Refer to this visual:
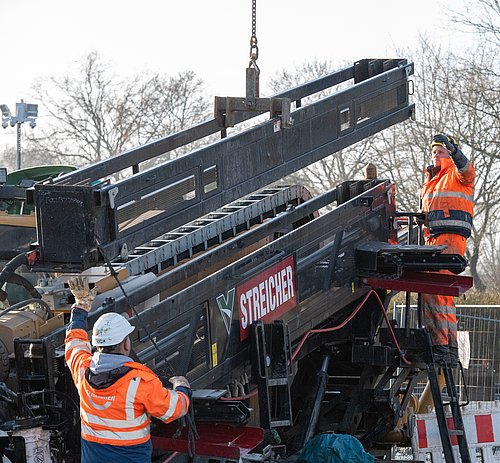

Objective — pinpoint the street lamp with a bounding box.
[1,100,38,170]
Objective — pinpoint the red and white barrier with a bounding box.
[411,402,500,463]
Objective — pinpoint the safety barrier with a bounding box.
[411,401,500,463]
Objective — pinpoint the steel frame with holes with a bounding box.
[29,59,414,270]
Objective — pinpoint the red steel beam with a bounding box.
[152,423,264,459]
[365,271,473,296]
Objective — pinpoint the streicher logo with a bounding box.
[238,255,297,340]
[216,288,235,334]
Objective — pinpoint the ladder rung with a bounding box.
[193,220,216,225]
[109,185,305,276]
[268,378,288,386]
[20,375,46,380]
[448,429,464,436]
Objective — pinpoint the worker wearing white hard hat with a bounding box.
[91,312,135,346]
[64,276,190,463]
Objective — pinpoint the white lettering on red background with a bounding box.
[238,255,297,340]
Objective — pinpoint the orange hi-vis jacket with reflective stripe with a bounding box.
[421,154,475,239]
[65,327,189,446]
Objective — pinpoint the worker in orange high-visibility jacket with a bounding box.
[420,133,475,365]
[65,276,190,463]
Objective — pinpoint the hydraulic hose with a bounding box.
[0,298,52,319]
[0,251,42,304]
[0,250,25,261]
[0,252,30,287]
[291,289,412,365]
[4,273,42,300]
[222,289,413,402]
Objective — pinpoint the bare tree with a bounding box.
[481,231,500,291]
[452,0,500,45]
[268,59,349,104]
[0,144,52,172]
[29,52,210,168]
[368,124,424,211]
[136,70,212,168]
[0,146,16,171]
[139,70,208,139]
[267,59,378,195]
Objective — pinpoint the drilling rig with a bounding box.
[0,46,474,463]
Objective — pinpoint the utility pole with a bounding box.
[1,100,38,170]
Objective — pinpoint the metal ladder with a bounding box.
[110,185,311,276]
[426,351,471,463]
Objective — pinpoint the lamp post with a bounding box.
[1,100,38,170]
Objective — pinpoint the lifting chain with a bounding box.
[249,0,259,69]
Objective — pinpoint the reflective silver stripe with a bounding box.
[158,390,179,421]
[86,392,113,410]
[457,160,471,174]
[177,392,187,415]
[422,305,456,314]
[81,409,149,427]
[423,320,457,330]
[181,394,188,415]
[440,305,456,314]
[77,366,85,384]
[81,423,149,441]
[65,338,91,353]
[428,219,472,230]
[126,377,141,421]
[68,348,86,366]
[424,191,474,202]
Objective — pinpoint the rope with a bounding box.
[95,237,198,458]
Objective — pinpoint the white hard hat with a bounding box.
[92,313,135,347]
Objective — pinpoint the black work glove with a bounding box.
[432,134,458,155]
[159,375,171,388]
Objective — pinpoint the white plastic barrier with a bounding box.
[0,426,53,463]
[411,401,500,463]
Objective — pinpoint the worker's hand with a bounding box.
[432,134,457,155]
[169,375,190,389]
[68,276,97,312]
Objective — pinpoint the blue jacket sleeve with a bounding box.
[66,307,88,332]
[175,385,192,399]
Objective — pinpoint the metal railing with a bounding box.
[394,303,500,400]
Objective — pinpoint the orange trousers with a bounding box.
[422,234,467,347]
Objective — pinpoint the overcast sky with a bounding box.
[1,0,465,148]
